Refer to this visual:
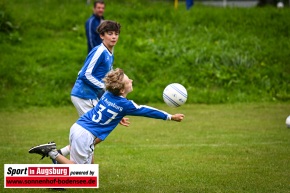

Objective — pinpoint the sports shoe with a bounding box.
[28,142,56,160]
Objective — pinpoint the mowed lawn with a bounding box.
[1,103,290,193]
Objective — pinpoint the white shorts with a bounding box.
[69,123,95,164]
[71,96,98,117]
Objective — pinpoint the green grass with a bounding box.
[1,103,290,192]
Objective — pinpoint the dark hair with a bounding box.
[94,0,105,8]
[103,68,125,96]
[97,20,121,35]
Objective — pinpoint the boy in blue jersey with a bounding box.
[71,20,121,117]
[29,68,185,164]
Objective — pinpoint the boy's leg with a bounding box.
[54,154,75,164]
[52,96,95,164]
[52,145,70,164]
[52,96,98,163]
[29,124,95,164]
[69,123,95,164]
[59,145,70,156]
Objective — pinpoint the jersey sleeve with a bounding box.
[80,52,105,89]
[125,100,171,120]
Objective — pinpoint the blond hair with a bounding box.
[103,68,124,96]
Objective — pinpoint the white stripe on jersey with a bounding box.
[85,44,111,88]
[131,100,140,108]
[131,101,171,120]
[140,105,170,118]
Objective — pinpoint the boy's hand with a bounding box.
[171,114,184,122]
[119,117,130,127]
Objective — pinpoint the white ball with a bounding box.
[286,115,290,128]
[277,2,284,8]
[163,83,187,107]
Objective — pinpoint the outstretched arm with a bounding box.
[126,101,185,122]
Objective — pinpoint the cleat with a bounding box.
[28,142,56,160]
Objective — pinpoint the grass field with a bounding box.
[1,103,290,192]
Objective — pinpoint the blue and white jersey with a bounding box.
[76,92,171,141]
[71,43,114,100]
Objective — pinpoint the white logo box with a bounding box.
[4,164,99,188]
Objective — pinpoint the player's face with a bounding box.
[93,3,105,17]
[101,31,119,51]
[122,74,133,96]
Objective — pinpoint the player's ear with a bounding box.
[119,89,125,95]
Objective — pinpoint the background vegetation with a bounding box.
[0,0,290,108]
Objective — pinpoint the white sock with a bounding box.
[48,150,59,160]
[60,145,70,157]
